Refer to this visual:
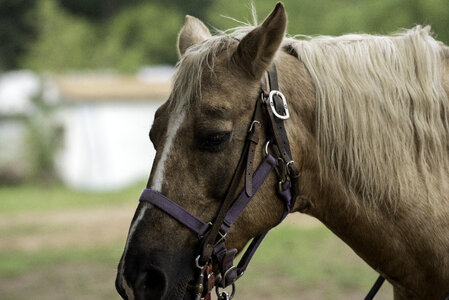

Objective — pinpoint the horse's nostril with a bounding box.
[135,266,167,300]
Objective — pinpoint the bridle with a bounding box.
[139,64,299,299]
[138,64,391,300]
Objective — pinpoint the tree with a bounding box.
[0,0,37,70]
[58,0,215,23]
[98,2,184,70]
[58,0,136,21]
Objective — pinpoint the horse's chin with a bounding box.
[182,291,195,300]
[171,286,194,300]
[164,276,195,300]
[179,279,197,300]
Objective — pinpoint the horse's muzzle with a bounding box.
[116,266,169,300]
[117,248,197,300]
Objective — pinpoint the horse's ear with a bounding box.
[178,15,211,56]
[232,2,287,80]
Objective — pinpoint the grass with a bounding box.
[0,223,69,238]
[0,182,143,213]
[0,242,123,277]
[0,225,374,283]
[239,226,382,295]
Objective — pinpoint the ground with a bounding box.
[0,185,392,299]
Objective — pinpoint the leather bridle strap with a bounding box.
[140,189,210,235]
[364,275,385,300]
[263,64,300,209]
[245,99,264,197]
[364,275,449,300]
[198,98,265,266]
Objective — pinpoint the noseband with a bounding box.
[139,64,299,299]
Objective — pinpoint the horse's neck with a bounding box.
[276,51,449,297]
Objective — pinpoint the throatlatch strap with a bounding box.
[364,275,385,300]
[236,232,268,275]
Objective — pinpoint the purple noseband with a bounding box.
[140,154,288,236]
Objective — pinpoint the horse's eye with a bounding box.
[198,131,231,152]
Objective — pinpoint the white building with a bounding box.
[0,71,41,182]
[54,68,173,190]
[0,67,173,190]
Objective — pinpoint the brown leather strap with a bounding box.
[266,65,293,161]
[264,65,300,207]
[261,72,271,98]
[200,64,300,264]
[199,99,263,264]
[245,103,263,197]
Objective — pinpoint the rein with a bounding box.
[138,65,390,299]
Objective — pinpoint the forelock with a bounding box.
[168,24,256,113]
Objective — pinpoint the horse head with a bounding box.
[115,3,309,299]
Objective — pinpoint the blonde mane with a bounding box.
[286,26,449,205]
[168,36,236,113]
[171,24,449,206]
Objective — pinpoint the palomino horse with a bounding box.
[116,2,449,299]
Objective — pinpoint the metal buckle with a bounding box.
[248,120,260,132]
[264,141,271,157]
[286,160,295,175]
[274,157,288,184]
[214,230,227,247]
[216,283,236,300]
[269,90,290,120]
[195,255,207,270]
[221,265,236,287]
[194,255,207,300]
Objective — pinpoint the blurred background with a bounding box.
[1,0,448,299]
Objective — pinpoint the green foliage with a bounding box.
[58,0,135,21]
[97,3,183,71]
[22,0,97,71]
[0,0,37,70]
[210,0,449,44]
[21,0,183,72]
[154,0,215,21]
[57,0,214,23]
[3,0,449,71]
